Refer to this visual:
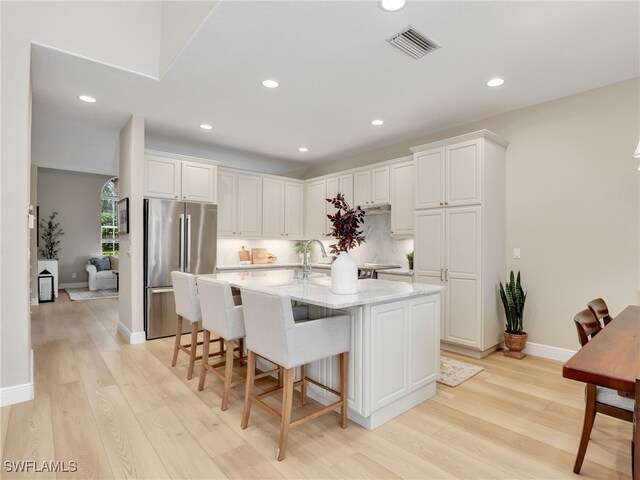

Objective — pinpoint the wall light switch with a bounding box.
[71,273,77,279]
[513,248,521,259]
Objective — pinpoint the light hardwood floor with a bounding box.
[0,295,632,479]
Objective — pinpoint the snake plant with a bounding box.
[499,271,527,335]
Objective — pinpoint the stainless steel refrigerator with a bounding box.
[144,199,217,339]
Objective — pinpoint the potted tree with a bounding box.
[499,270,528,359]
[326,193,365,294]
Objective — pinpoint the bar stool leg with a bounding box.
[198,329,211,391]
[221,339,235,411]
[186,321,199,380]
[171,315,183,367]
[277,368,294,461]
[300,364,307,405]
[340,352,348,428]
[574,384,597,474]
[241,351,256,429]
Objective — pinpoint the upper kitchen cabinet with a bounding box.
[305,179,328,237]
[217,169,262,237]
[144,150,218,203]
[390,158,414,236]
[353,166,389,207]
[412,133,502,209]
[326,173,354,233]
[262,178,304,238]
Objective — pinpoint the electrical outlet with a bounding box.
[71,273,77,279]
[513,248,521,259]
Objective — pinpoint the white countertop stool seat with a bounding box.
[196,276,250,411]
[170,271,223,380]
[239,287,351,461]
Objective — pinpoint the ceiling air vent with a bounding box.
[387,26,440,59]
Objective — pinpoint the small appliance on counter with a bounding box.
[357,263,401,279]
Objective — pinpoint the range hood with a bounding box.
[360,204,390,215]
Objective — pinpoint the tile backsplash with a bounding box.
[217,213,413,269]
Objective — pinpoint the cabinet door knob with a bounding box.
[174,195,178,199]
[439,202,443,206]
[445,202,449,206]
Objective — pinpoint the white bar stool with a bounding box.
[170,271,222,380]
[196,276,246,411]
[239,287,351,461]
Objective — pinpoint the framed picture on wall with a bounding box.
[117,197,129,234]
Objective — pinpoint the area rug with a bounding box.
[65,288,118,301]
[438,356,484,387]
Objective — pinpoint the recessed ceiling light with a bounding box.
[380,0,406,12]
[298,147,308,152]
[486,78,505,87]
[200,124,213,130]
[78,95,96,103]
[371,119,384,126]
[262,79,279,89]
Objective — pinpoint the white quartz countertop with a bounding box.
[202,269,444,309]
[217,263,302,271]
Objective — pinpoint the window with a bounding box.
[101,178,119,255]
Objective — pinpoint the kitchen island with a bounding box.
[204,269,445,430]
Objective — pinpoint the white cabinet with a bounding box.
[181,161,217,203]
[415,208,481,348]
[414,139,481,209]
[353,166,389,207]
[305,179,329,237]
[390,160,414,236]
[412,130,507,357]
[217,170,262,237]
[262,178,285,237]
[370,296,439,412]
[262,178,304,238]
[284,182,304,237]
[145,151,217,203]
[326,173,354,233]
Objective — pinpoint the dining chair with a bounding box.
[587,298,613,327]
[572,310,635,474]
[573,309,602,347]
[170,271,222,380]
[240,287,351,461]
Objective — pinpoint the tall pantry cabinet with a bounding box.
[412,130,508,358]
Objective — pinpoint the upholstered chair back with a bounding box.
[171,271,201,324]
[197,277,245,341]
[240,288,296,366]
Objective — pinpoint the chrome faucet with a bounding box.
[302,239,327,280]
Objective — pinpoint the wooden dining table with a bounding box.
[563,305,639,478]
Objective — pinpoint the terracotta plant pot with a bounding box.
[503,331,528,359]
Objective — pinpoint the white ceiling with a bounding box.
[31,1,640,176]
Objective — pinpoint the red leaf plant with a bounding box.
[326,193,366,255]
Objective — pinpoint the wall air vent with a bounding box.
[387,26,440,59]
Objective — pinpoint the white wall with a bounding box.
[1,1,164,395]
[118,116,146,339]
[37,168,111,284]
[299,79,640,351]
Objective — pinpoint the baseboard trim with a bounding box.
[0,350,35,407]
[59,282,89,289]
[117,322,146,344]
[31,296,39,306]
[523,341,576,362]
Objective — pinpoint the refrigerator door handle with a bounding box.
[186,214,192,273]
[179,214,185,271]
[150,287,174,294]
